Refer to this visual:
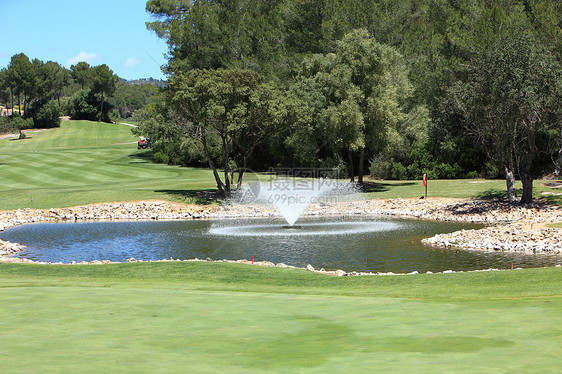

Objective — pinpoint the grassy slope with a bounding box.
[1,121,562,372]
[0,121,215,210]
[2,120,562,210]
[0,263,561,373]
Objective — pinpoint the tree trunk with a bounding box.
[358,148,365,184]
[222,137,231,196]
[18,94,21,116]
[237,167,245,189]
[348,150,355,182]
[520,169,533,204]
[505,167,517,203]
[99,92,104,122]
[10,87,13,113]
[201,132,225,196]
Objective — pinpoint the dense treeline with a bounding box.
[0,54,163,132]
[138,0,562,202]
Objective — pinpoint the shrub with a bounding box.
[70,90,113,122]
[10,115,34,130]
[391,162,408,180]
[369,154,393,179]
[31,100,61,128]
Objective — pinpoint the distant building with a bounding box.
[0,106,16,116]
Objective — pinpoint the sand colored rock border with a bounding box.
[1,197,562,264]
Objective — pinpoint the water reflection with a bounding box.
[1,216,559,272]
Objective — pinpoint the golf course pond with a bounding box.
[1,216,559,273]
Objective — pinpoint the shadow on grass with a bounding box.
[127,150,153,164]
[538,194,562,206]
[361,181,416,193]
[155,189,221,205]
[475,188,509,199]
[443,186,558,215]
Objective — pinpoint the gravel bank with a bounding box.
[1,197,562,262]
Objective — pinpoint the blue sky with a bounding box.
[0,0,168,80]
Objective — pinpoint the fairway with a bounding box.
[2,121,562,372]
[0,121,215,210]
[2,120,562,209]
[0,263,561,373]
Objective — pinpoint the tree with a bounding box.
[90,64,118,121]
[166,68,287,196]
[111,81,161,118]
[0,68,10,109]
[41,61,70,106]
[293,29,424,183]
[70,62,92,89]
[146,0,295,80]
[5,53,35,116]
[452,30,562,204]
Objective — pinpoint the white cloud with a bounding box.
[66,51,101,67]
[122,57,140,69]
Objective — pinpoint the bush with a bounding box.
[430,162,463,179]
[10,115,34,130]
[70,90,113,122]
[30,100,61,128]
[369,154,393,179]
[70,90,99,121]
[152,150,170,164]
[0,115,33,134]
[391,162,408,180]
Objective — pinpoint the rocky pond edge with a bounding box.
[1,198,562,274]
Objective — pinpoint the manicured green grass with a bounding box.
[0,121,215,210]
[364,178,562,204]
[0,263,561,373]
[2,122,562,372]
[2,120,561,209]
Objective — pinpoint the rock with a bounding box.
[306,264,315,271]
[335,269,346,277]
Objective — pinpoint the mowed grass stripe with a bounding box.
[0,122,136,152]
[2,163,90,188]
[2,147,180,189]
[0,265,560,372]
[0,121,217,209]
[3,160,151,188]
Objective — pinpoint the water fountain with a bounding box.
[209,176,407,239]
[3,174,556,272]
[233,177,360,226]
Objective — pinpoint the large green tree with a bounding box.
[146,0,296,80]
[166,68,289,196]
[452,30,562,204]
[292,29,426,182]
[5,53,35,116]
[90,64,118,121]
[70,62,93,89]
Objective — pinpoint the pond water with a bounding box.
[1,216,559,273]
